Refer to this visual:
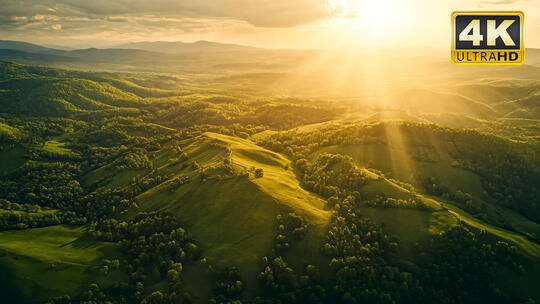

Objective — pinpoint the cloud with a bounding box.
[31,14,46,21]
[0,0,332,48]
[10,16,27,22]
[326,0,360,19]
[0,0,329,28]
[106,16,129,22]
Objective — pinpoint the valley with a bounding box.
[0,41,538,303]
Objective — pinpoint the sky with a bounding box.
[0,0,539,49]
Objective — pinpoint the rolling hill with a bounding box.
[0,226,116,303]
[0,53,539,303]
[389,88,497,119]
[81,131,330,288]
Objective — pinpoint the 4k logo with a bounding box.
[452,11,524,65]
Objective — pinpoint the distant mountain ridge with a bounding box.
[0,40,266,68]
[0,49,80,64]
[2,40,540,60]
[0,40,261,57]
[115,40,261,54]
[0,40,56,53]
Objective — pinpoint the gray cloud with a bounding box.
[0,0,333,48]
[106,16,129,23]
[0,0,329,29]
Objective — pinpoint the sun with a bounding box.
[326,0,402,44]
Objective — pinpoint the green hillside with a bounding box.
[0,226,115,302]
[0,74,142,115]
[123,132,330,284]
[391,88,497,119]
[0,58,538,303]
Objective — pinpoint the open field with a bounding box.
[0,225,114,302]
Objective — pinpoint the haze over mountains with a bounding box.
[116,40,262,53]
[0,40,261,58]
[1,39,539,127]
[1,40,539,76]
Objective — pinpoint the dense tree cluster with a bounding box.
[362,195,430,210]
[210,267,244,304]
[254,168,264,178]
[115,148,153,170]
[257,213,316,304]
[0,199,84,230]
[77,212,201,303]
[414,226,518,303]
[299,153,369,201]
[273,213,308,254]
[447,131,540,221]
[254,195,525,304]
[255,196,422,304]
[200,162,247,181]
[244,104,343,130]
[322,196,420,304]
[0,161,83,209]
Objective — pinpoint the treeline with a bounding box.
[0,161,83,209]
[363,195,429,210]
[415,226,521,303]
[48,212,201,304]
[242,104,343,130]
[250,195,524,304]
[295,153,428,210]
[0,199,84,230]
[261,121,540,221]
[299,153,369,201]
[115,148,152,170]
[256,213,315,303]
[254,197,419,304]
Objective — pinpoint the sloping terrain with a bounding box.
[303,123,540,255]
[0,226,115,303]
[390,88,497,119]
[0,62,145,115]
[0,51,538,303]
[82,132,330,285]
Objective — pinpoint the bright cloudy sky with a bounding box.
[1,0,539,49]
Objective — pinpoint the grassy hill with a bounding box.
[261,120,540,300]
[389,88,497,119]
[83,132,331,288]
[308,139,540,254]
[0,226,115,303]
[0,61,191,116]
[287,121,540,248]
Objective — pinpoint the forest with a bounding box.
[0,43,539,304]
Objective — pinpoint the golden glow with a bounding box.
[2,0,539,50]
[327,0,405,44]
